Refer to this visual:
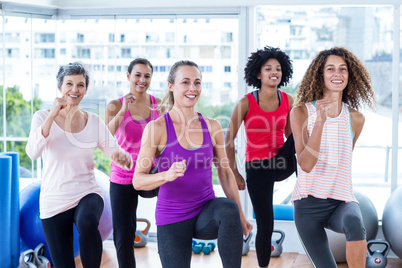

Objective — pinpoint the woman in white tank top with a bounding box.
[290,47,375,268]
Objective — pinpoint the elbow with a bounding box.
[297,160,313,173]
[132,174,147,190]
[25,147,37,160]
[132,178,142,190]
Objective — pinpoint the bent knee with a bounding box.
[343,214,366,241]
[218,198,240,217]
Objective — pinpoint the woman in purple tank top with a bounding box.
[105,58,160,268]
[133,60,252,268]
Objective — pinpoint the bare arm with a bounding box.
[224,97,249,190]
[349,108,365,149]
[209,117,253,236]
[290,100,329,173]
[105,93,135,136]
[132,118,186,190]
[284,93,294,138]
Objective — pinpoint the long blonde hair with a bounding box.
[158,60,201,114]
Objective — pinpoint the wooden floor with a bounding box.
[75,240,402,268]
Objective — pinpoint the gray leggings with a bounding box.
[157,198,243,268]
[294,196,366,268]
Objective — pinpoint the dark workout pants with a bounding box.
[41,193,104,268]
[156,197,243,268]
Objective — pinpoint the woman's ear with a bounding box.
[126,71,130,81]
[257,73,261,79]
[168,82,174,92]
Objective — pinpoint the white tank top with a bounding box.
[291,102,357,203]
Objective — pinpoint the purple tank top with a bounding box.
[155,112,216,226]
[110,94,160,184]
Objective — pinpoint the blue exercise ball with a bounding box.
[382,186,402,259]
[19,181,80,264]
[19,169,113,264]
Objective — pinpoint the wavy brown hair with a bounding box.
[295,47,375,110]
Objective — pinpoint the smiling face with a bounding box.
[169,65,202,108]
[323,55,349,93]
[59,74,87,105]
[127,63,153,93]
[257,58,282,89]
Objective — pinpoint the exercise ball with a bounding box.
[382,186,402,259]
[94,169,113,241]
[19,181,80,263]
[19,169,113,263]
[327,190,378,263]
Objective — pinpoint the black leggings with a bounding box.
[110,182,139,268]
[246,163,275,267]
[294,196,366,268]
[41,193,104,268]
[245,135,297,267]
[157,198,243,268]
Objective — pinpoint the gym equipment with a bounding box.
[254,204,294,221]
[0,155,12,268]
[193,242,206,254]
[328,190,379,263]
[242,231,253,256]
[273,204,294,221]
[94,169,113,241]
[382,186,402,259]
[19,169,113,263]
[19,181,77,263]
[271,229,285,257]
[2,152,21,267]
[18,249,37,268]
[366,239,390,268]
[192,239,197,248]
[33,243,51,268]
[202,242,216,255]
[134,218,151,248]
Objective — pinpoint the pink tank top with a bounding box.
[110,95,160,184]
[291,102,357,203]
[244,90,289,161]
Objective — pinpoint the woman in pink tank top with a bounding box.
[105,58,160,268]
[291,47,376,268]
[225,46,295,268]
[133,60,252,268]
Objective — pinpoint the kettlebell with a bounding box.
[366,239,390,268]
[242,231,253,256]
[193,242,206,254]
[271,229,285,257]
[134,218,151,248]
[202,242,216,255]
[18,249,37,268]
[33,243,51,268]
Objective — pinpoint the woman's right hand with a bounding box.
[165,160,186,182]
[233,170,246,190]
[49,97,68,118]
[121,92,136,114]
[315,97,331,124]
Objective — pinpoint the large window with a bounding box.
[0,12,239,232]
[1,3,401,231]
[256,5,400,218]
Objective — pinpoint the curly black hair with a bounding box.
[244,46,293,89]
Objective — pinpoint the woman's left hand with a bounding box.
[111,151,133,170]
[241,217,253,237]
